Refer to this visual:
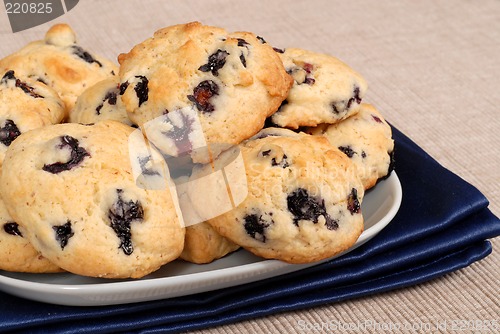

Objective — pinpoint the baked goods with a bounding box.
[0,21,395,278]
[0,23,118,115]
[0,70,65,273]
[0,121,184,278]
[0,194,62,273]
[118,21,293,163]
[180,222,240,264]
[269,47,367,129]
[307,103,394,189]
[69,77,133,126]
[173,175,240,264]
[0,70,65,166]
[187,129,365,264]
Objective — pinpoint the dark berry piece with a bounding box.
[71,46,103,67]
[187,80,219,113]
[3,222,22,237]
[198,49,230,76]
[371,114,383,123]
[42,135,90,174]
[243,214,272,242]
[287,188,338,230]
[256,36,267,44]
[304,77,316,85]
[338,145,356,158]
[261,149,271,157]
[361,151,367,159]
[273,47,285,53]
[271,154,289,168]
[331,103,341,114]
[108,189,144,255]
[0,120,21,147]
[119,81,129,95]
[288,64,315,85]
[1,70,43,98]
[15,79,43,98]
[347,188,361,215]
[303,63,313,74]
[161,111,195,154]
[1,70,16,83]
[96,104,104,115]
[345,86,362,110]
[105,91,118,106]
[96,90,118,115]
[331,86,362,114]
[134,76,149,107]
[52,221,74,250]
[237,38,249,47]
[239,53,247,68]
[325,216,339,231]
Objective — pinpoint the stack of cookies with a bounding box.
[0,22,394,279]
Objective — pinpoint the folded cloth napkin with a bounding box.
[0,127,499,334]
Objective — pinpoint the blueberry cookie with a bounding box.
[118,21,293,163]
[175,176,239,264]
[69,77,133,126]
[0,121,184,278]
[307,104,394,189]
[187,129,364,264]
[0,24,118,114]
[0,194,62,273]
[269,48,368,129]
[0,70,65,166]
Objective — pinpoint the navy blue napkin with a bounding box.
[1,127,499,334]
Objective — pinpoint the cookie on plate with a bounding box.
[0,24,118,114]
[0,121,184,278]
[0,70,65,166]
[69,77,133,126]
[180,222,240,264]
[0,194,62,273]
[118,21,293,163]
[307,103,394,190]
[175,176,239,264]
[187,128,364,264]
[269,47,368,129]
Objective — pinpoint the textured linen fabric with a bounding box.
[0,0,498,333]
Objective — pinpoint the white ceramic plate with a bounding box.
[0,172,402,306]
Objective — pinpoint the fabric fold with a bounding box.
[0,126,499,334]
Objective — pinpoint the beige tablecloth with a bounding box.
[1,0,498,332]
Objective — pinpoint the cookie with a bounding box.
[117,21,293,163]
[0,24,118,114]
[0,70,65,167]
[180,222,240,264]
[269,47,368,129]
[0,121,184,278]
[69,77,133,126]
[187,129,364,264]
[0,194,62,273]
[175,176,239,264]
[307,103,394,190]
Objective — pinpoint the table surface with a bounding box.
[1,0,498,332]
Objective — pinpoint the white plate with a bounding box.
[0,172,402,306]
